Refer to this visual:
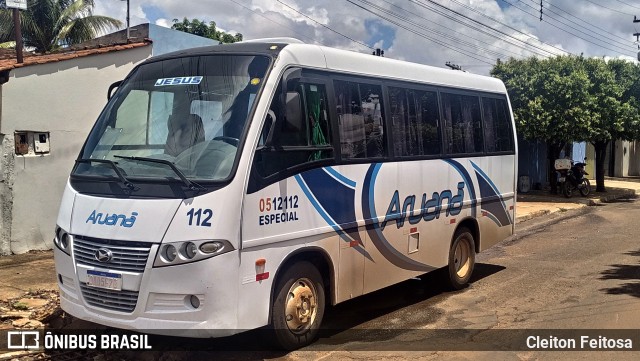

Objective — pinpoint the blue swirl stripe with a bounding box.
[325,166,356,189]
[443,159,477,218]
[470,161,513,226]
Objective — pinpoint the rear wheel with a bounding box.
[579,179,591,196]
[562,182,572,198]
[271,261,325,350]
[443,227,476,290]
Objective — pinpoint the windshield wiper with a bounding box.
[76,158,139,191]
[113,155,205,191]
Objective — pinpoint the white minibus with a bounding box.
[53,38,517,349]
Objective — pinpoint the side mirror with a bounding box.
[107,80,123,100]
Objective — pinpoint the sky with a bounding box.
[93,0,640,75]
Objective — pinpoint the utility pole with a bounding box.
[6,1,26,63]
[126,0,130,41]
[120,0,130,41]
[634,16,640,61]
[12,7,23,63]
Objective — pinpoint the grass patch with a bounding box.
[12,301,29,310]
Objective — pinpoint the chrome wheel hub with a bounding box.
[284,278,317,333]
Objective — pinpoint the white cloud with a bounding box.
[155,18,171,28]
[91,0,639,74]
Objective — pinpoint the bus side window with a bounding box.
[442,93,483,155]
[254,82,333,179]
[482,97,514,153]
[389,86,440,157]
[334,80,386,159]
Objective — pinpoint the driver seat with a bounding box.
[164,114,205,157]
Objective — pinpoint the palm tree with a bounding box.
[0,0,122,53]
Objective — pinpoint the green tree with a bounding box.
[171,17,242,44]
[492,56,592,193]
[492,56,640,193]
[582,58,640,191]
[0,0,122,53]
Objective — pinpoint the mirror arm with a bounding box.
[107,80,123,100]
[265,123,276,147]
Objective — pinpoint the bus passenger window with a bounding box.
[482,97,514,153]
[441,93,483,155]
[389,86,440,157]
[334,80,386,159]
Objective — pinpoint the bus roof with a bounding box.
[148,39,506,94]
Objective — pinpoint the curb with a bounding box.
[517,188,638,223]
[598,189,636,203]
[515,209,550,223]
[585,189,637,206]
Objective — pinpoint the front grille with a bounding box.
[73,236,152,272]
[80,283,139,313]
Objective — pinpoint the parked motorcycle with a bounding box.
[554,158,591,198]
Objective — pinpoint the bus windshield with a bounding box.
[74,54,270,182]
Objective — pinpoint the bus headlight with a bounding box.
[181,242,197,259]
[54,226,71,256]
[162,244,177,262]
[154,240,233,267]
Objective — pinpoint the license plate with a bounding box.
[86,270,122,291]
[558,177,565,182]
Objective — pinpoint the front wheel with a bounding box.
[579,179,591,197]
[443,227,476,290]
[562,182,573,198]
[271,261,325,350]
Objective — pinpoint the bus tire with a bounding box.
[271,261,325,350]
[444,227,475,290]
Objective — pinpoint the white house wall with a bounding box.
[629,141,640,176]
[0,46,152,254]
[614,140,631,178]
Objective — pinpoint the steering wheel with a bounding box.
[213,136,240,146]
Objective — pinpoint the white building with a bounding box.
[0,24,216,254]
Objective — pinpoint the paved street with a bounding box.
[280,196,640,360]
[2,190,640,360]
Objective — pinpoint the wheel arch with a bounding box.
[268,247,335,320]
[456,217,480,253]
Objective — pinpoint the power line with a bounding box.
[356,0,519,60]
[441,0,569,56]
[378,0,533,58]
[343,0,496,65]
[615,0,640,11]
[521,0,635,54]
[539,0,633,46]
[413,0,568,56]
[225,0,321,45]
[582,0,634,16]
[380,0,566,56]
[501,0,636,56]
[276,0,374,50]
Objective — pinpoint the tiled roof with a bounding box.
[0,40,152,72]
